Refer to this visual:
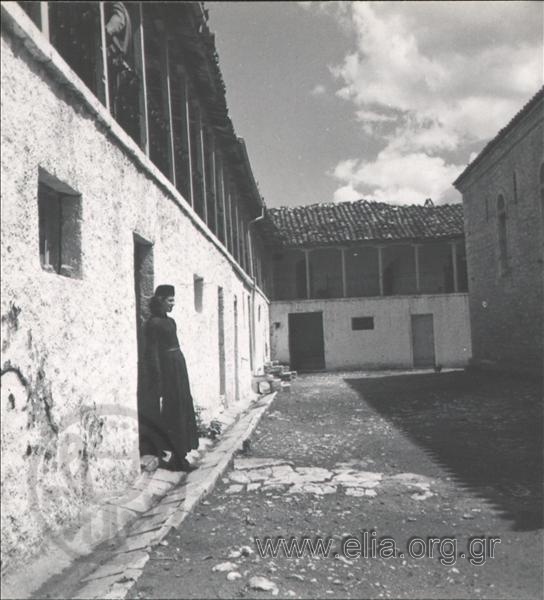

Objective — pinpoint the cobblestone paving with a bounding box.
[129,370,543,600]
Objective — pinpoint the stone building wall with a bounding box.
[0,15,269,570]
[456,93,543,374]
[270,294,471,370]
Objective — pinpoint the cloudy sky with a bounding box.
[208,1,543,208]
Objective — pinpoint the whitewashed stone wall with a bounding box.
[1,15,269,571]
[271,294,471,370]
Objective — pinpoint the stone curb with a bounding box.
[1,392,277,600]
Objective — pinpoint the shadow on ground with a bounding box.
[344,370,543,532]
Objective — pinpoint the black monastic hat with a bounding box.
[154,284,175,297]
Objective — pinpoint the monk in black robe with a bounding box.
[143,284,199,472]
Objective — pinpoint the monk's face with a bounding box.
[161,296,175,313]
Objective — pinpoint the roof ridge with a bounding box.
[454,86,544,187]
[268,198,462,212]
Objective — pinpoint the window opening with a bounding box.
[352,317,374,331]
[194,275,204,312]
[38,173,82,278]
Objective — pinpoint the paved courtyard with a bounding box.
[129,370,543,599]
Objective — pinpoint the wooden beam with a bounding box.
[304,249,311,299]
[40,2,50,40]
[211,140,218,236]
[377,246,384,296]
[224,181,232,253]
[180,71,193,206]
[98,2,111,112]
[228,184,235,256]
[199,113,208,225]
[234,200,240,263]
[219,157,228,246]
[161,33,176,186]
[341,247,347,297]
[451,242,459,292]
[134,3,149,156]
[242,216,248,272]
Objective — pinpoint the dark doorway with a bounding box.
[247,294,253,372]
[234,296,240,402]
[218,287,226,405]
[411,314,435,367]
[134,234,154,456]
[288,312,325,371]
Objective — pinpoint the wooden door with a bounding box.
[288,312,325,371]
[411,314,435,367]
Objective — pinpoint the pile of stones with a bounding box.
[253,361,297,395]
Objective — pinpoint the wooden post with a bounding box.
[199,114,208,225]
[134,3,149,156]
[239,212,245,270]
[304,249,311,299]
[234,201,240,263]
[98,2,111,112]
[414,244,421,292]
[179,71,193,206]
[451,242,459,292]
[218,155,228,245]
[226,182,234,254]
[378,246,384,296]
[161,33,176,186]
[341,247,347,297]
[229,188,235,257]
[40,2,50,40]
[211,140,218,236]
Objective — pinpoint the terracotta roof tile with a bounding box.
[261,200,464,247]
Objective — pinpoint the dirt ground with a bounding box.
[129,369,543,600]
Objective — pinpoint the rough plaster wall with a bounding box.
[1,32,269,570]
[270,295,471,370]
[253,294,271,374]
[461,111,543,372]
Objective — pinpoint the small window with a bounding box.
[193,275,204,312]
[38,172,82,278]
[352,317,374,331]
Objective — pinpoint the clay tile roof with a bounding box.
[261,200,464,248]
[454,86,544,188]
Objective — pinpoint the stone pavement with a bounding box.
[225,457,437,500]
[126,369,542,600]
[2,392,276,600]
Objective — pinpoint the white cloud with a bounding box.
[333,150,463,205]
[316,1,543,205]
[311,84,326,96]
[355,110,397,123]
[333,158,358,181]
[333,184,361,203]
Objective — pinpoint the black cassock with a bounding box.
[142,314,199,461]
